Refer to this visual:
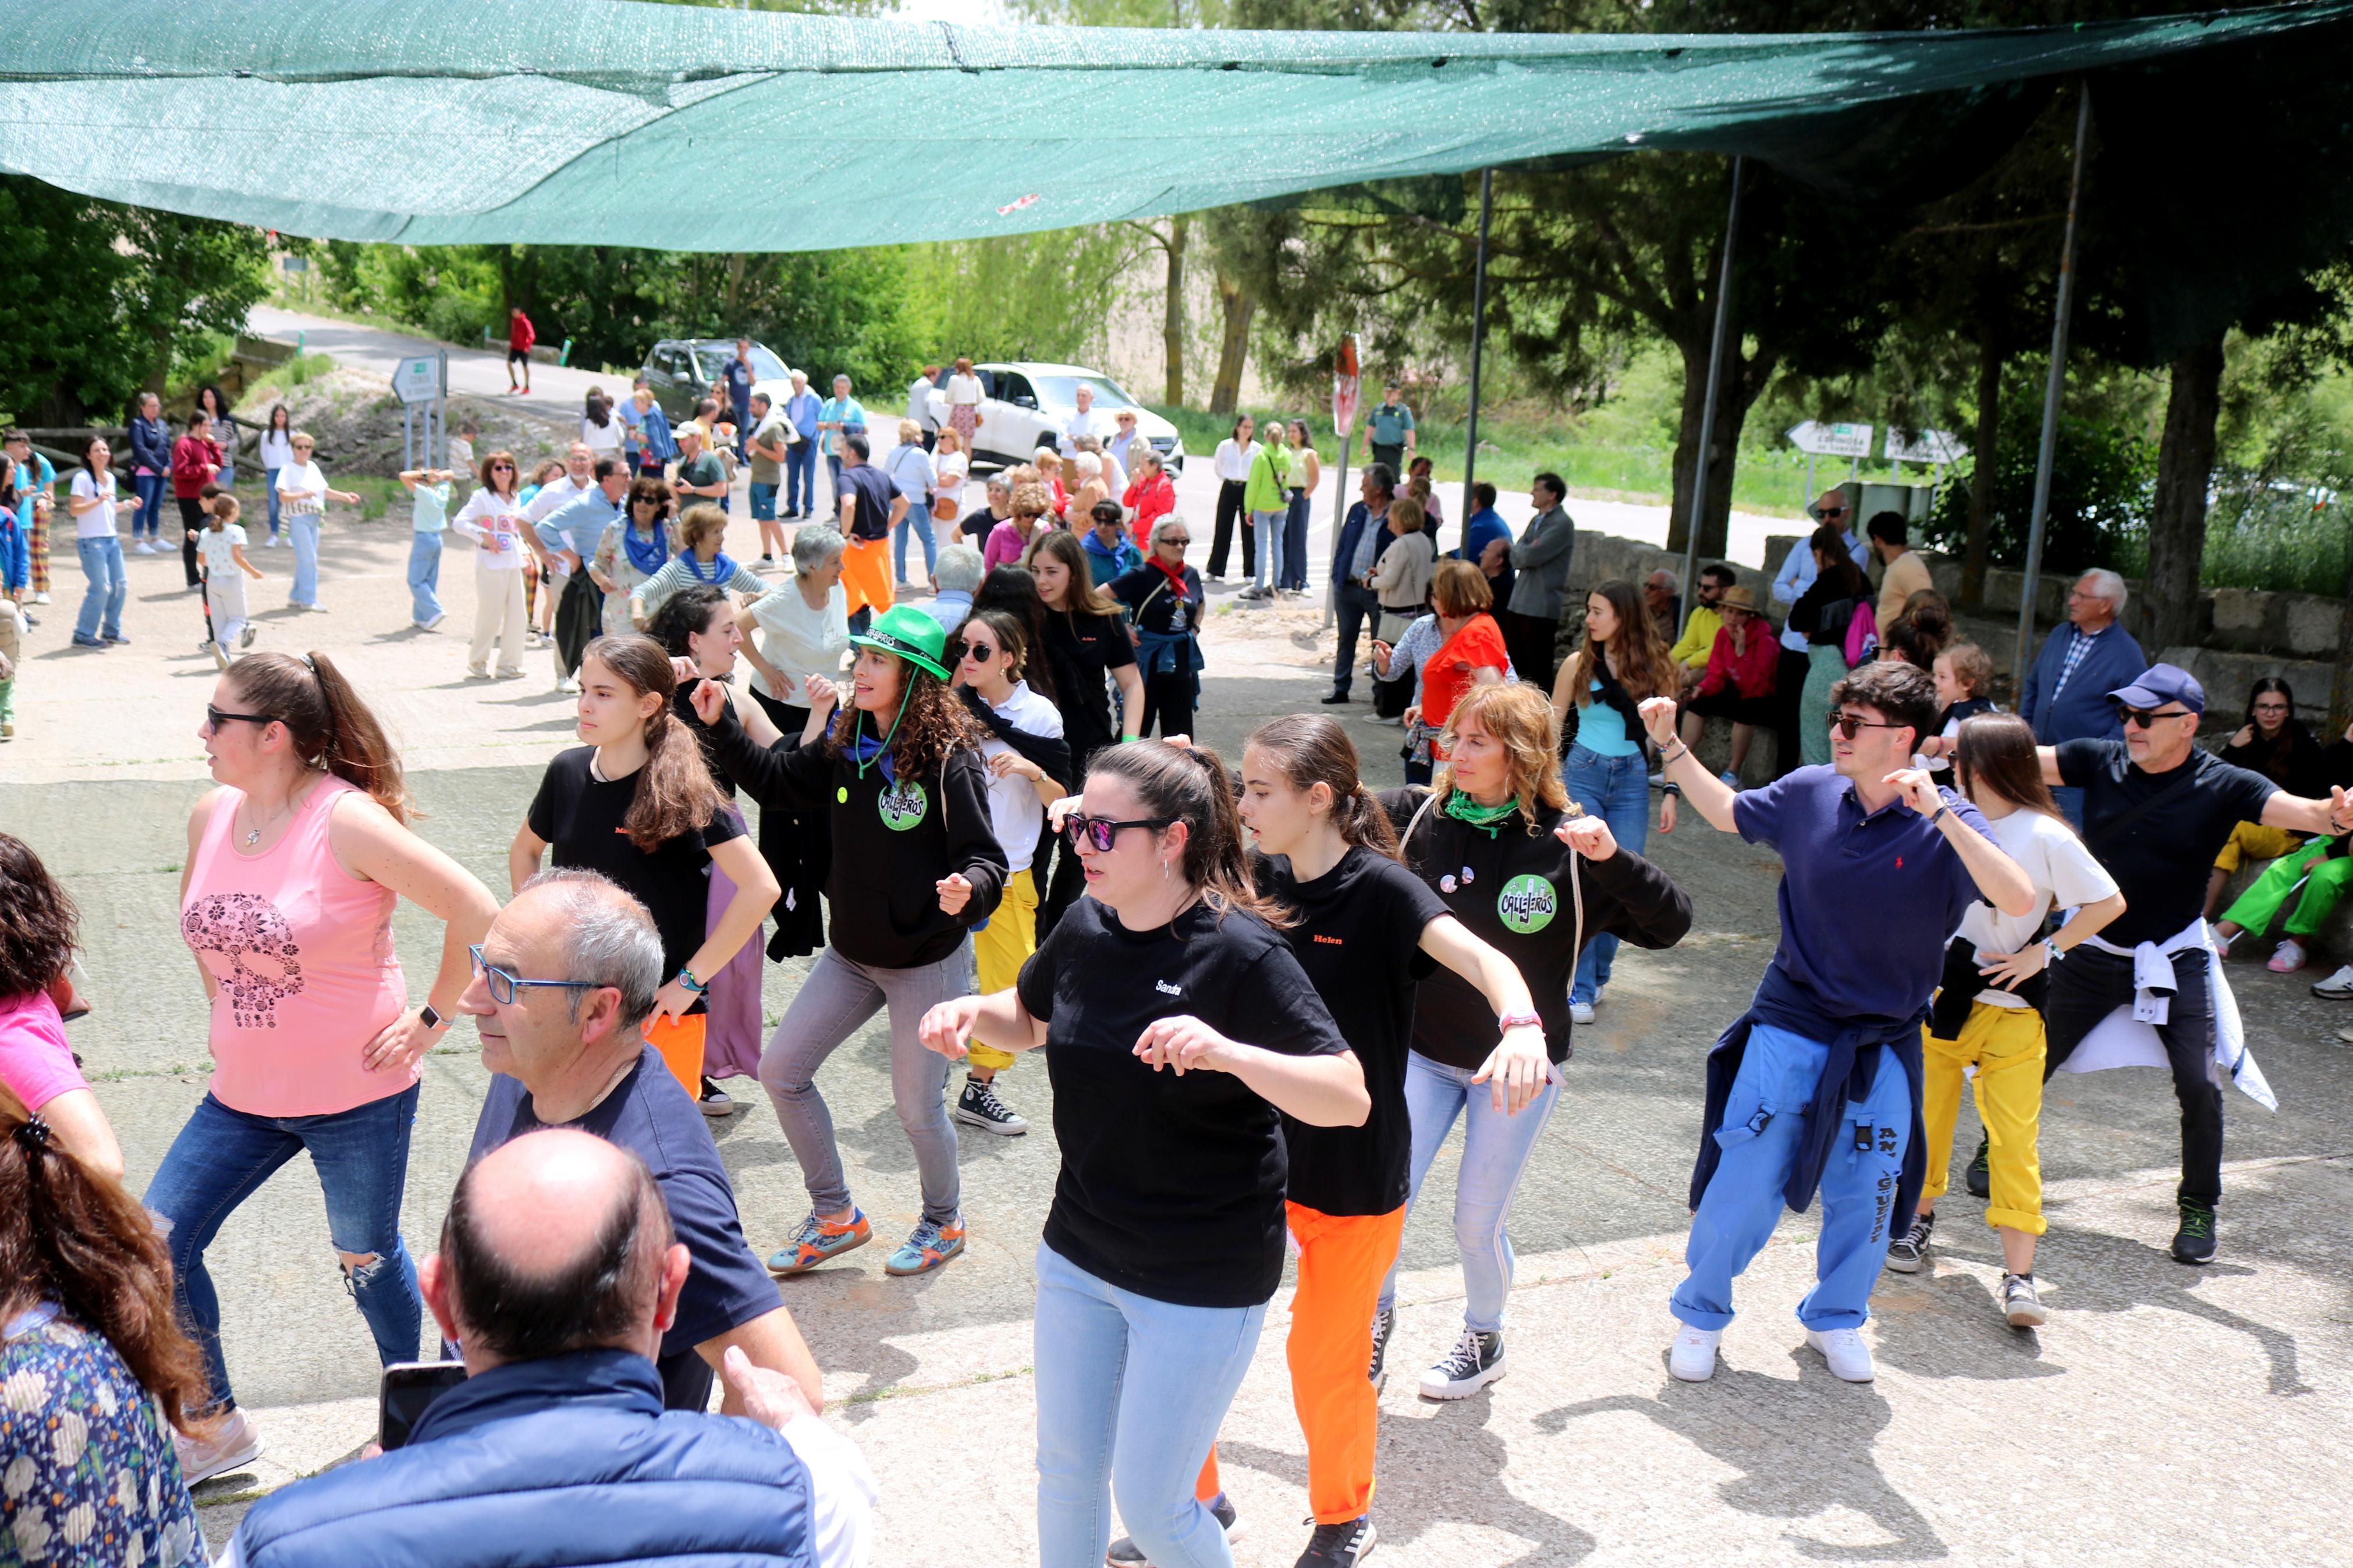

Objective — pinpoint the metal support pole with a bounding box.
[1461,167,1495,542]
[1323,424,1353,634]
[2014,84,2093,696]
[1678,157,1744,618]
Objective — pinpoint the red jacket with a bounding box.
[508,311,535,353]
[171,433,222,500]
[1697,622,1777,699]
[1124,473,1176,546]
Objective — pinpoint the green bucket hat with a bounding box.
[849,603,953,681]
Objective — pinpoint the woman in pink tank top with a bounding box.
[145,652,498,1484]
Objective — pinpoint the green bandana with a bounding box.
[1442,790,1520,837]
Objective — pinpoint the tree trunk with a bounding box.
[1662,331,1760,561]
[724,252,747,317]
[1162,215,1188,408]
[2145,332,2226,652]
[1961,312,2004,610]
[1208,265,1253,417]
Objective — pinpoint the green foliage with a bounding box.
[238,353,338,404]
[914,228,1146,368]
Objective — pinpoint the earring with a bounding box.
[1162,857,1173,882]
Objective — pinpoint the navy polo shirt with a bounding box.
[1733,764,1989,1026]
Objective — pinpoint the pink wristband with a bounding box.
[1498,1012,1543,1033]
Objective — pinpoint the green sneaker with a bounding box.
[1965,1136,1990,1199]
[884,1214,967,1277]
[2171,1202,2217,1265]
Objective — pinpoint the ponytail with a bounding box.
[0,1107,215,1436]
[1244,714,1400,861]
[1086,739,1291,929]
[581,635,723,851]
[225,652,413,823]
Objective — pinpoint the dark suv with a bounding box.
[640,339,795,421]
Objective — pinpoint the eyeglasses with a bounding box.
[1064,813,1178,852]
[205,703,274,730]
[1826,712,1906,740]
[950,640,1000,663]
[469,945,598,1007]
[2120,706,2192,728]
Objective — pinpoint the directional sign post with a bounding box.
[1786,420,1873,503]
[393,351,448,472]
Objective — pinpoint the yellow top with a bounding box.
[1670,604,1723,670]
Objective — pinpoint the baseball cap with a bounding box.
[2108,662,2204,714]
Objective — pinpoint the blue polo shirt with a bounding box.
[818,396,866,457]
[1733,764,1988,1025]
[534,488,622,560]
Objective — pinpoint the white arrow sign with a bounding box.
[1786,420,1873,458]
[392,356,441,406]
[1884,428,1967,465]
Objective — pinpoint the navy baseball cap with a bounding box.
[2109,663,2205,714]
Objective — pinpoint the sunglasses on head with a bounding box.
[1826,711,1905,740]
[2120,706,2192,728]
[1063,813,1177,852]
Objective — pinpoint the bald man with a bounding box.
[459,868,821,1417]
[223,1129,875,1568]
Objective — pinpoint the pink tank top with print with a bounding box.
[181,776,413,1117]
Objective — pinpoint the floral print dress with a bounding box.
[2,1303,204,1567]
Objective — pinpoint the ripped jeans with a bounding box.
[145,1084,423,1412]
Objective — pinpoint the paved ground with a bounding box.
[10,374,2353,1564]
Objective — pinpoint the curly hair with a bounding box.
[1436,682,1572,834]
[826,658,988,777]
[0,834,78,998]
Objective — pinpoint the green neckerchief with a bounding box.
[1442,789,1520,837]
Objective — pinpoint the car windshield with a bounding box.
[1031,374,1141,411]
[693,345,790,382]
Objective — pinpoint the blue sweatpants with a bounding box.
[1671,1023,1911,1334]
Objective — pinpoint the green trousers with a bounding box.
[2221,843,2353,938]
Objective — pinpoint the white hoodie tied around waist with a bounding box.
[2058,916,2276,1111]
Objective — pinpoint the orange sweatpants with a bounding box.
[1194,1201,1407,1523]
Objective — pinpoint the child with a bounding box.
[0,590,21,738]
[399,465,455,631]
[1918,640,1996,765]
[448,420,478,488]
[195,493,264,669]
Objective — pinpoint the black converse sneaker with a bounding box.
[1106,1493,1240,1564]
[956,1075,1028,1136]
[2000,1272,2047,1327]
[1418,1328,1506,1400]
[1368,1306,1396,1388]
[1883,1209,1935,1274]
[1296,1514,1378,1568]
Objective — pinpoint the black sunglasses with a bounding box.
[1160,536,1191,547]
[2120,706,2192,728]
[469,945,598,1007]
[950,639,1001,663]
[1064,813,1178,853]
[205,703,274,730]
[1826,712,1906,741]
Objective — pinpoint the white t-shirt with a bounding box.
[935,450,970,493]
[1060,406,1116,454]
[69,470,118,539]
[257,429,296,470]
[581,417,624,458]
[275,461,328,515]
[1957,806,2120,1009]
[976,681,1064,873]
[452,489,528,570]
[197,523,247,576]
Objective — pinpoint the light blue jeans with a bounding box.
[1377,1050,1563,1333]
[288,514,321,605]
[1670,1023,1912,1333]
[264,469,283,536]
[1250,508,1286,592]
[74,535,127,641]
[1034,1242,1264,1568]
[1561,742,1651,1006]
[893,504,936,583]
[408,531,443,624]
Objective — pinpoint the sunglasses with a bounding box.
[1064,813,1177,852]
[491,463,516,472]
[950,639,1001,663]
[205,703,274,730]
[469,945,597,1007]
[2120,706,2193,728]
[1160,536,1191,547]
[1826,712,1906,740]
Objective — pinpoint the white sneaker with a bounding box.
[174,1406,264,1487]
[30,592,48,605]
[2267,939,2308,974]
[555,675,579,694]
[134,540,157,554]
[1668,1324,1722,1382]
[264,535,281,548]
[1570,1000,1596,1026]
[2309,964,2353,1000]
[1805,1326,1875,1382]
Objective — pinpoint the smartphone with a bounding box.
[378,1361,469,1451]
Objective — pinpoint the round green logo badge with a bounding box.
[1496,873,1557,935]
[877,779,928,832]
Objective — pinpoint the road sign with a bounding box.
[1884,427,1967,465]
[393,355,441,405]
[1786,420,1873,458]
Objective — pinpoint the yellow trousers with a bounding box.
[1921,1000,2047,1234]
[968,867,1037,1072]
[2213,820,2303,874]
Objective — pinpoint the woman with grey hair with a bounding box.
[741,527,850,957]
[1108,515,1204,738]
[959,474,1012,547]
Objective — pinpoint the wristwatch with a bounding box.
[418,1003,443,1030]
[676,968,708,995]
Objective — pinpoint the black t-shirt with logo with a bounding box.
[1253,847,1446,1217]
[1040,608,1138,760]
[2057,738,2281,945]
[1016,897,1348,1307]
[527,747,744,1007]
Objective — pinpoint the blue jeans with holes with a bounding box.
[1033,1242,1263,1568]
[1561,743,1651,1007]
[1376,1050,1563,1334]
[1670,1024,1911,1333]
[144,1084,423,1412]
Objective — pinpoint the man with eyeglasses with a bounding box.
[2018,568,2148,829]
[458,867,824,1416]
[1768,491,1870,779]
[2033,663,2353,1264]
[1639,659,2036,1385]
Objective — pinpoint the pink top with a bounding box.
[182,776,413,1117]
[0,990,85,1114]
[983,518,1042,572]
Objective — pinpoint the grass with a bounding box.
[237,351,339,404]
[2110,490,2353,598]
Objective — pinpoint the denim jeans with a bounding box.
[218,458,236,489]
[893,504,937,583]
[1376,1050,1563,1333]
[1330,581,1383,698]
[785,443,818,515]
[749,481,779,522]
[1034,1242,1264,1568]
[288,515,321,605]
[74,535,127,641]
[264,469,283,536]
[825,453,844,509]
[407,531,443,624]
[1670,1024,1911,1332]
[1282,489,1311,591]
[133,471,166,538]
[1561,743,1651,1006]
[144,1084,424,1411]
[1250,508,1286,592]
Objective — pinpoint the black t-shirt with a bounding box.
[467,1048,780,1411]
[1253,847,1445,1217]
[2058,739,2279,944]
[1016,898,1348,1308]
[527,748,744,1004]
[839,465,894,541]
[1040,608,1138,759]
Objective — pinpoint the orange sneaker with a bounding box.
[883,1214,966,1276]
[767,1208,871,1275]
